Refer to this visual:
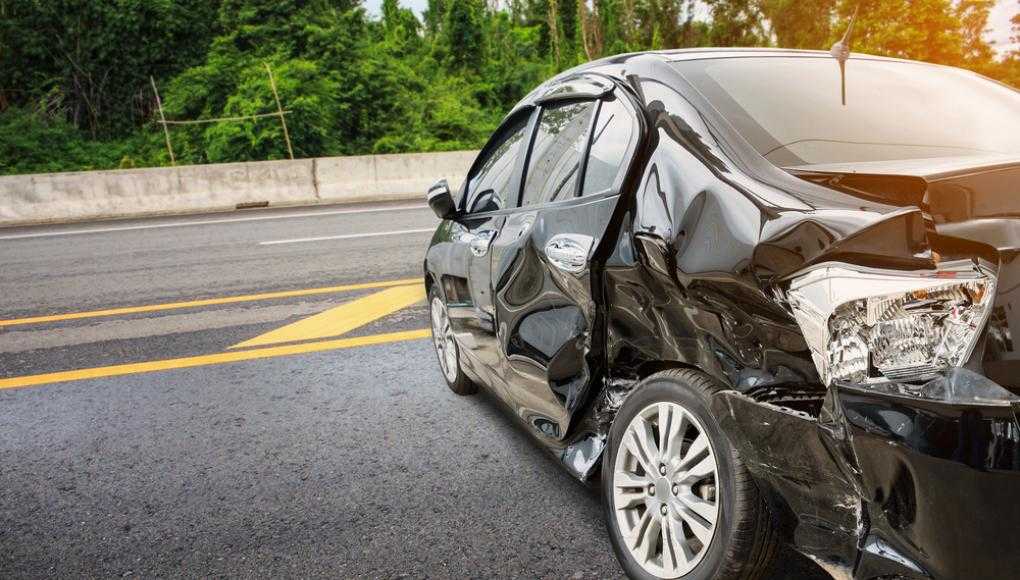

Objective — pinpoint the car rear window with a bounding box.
[672,57,1020,167]
[583,96,637,195]
[521,101,596,206]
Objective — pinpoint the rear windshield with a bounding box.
[672,56,1020,167]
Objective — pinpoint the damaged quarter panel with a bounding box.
[601,60,887,578]
[597,54,1020,578]
[423,49,1020,580]
[835,164,1020,580]
[837,376,1020,580]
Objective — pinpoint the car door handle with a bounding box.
[466,229,497,257]
[544,234,594,274]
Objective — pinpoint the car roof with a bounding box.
[508,47,944,123]
[655,47,909,62]
[592,47,924,68]
[661,47,830,60]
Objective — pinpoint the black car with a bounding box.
[422,48,1020,580]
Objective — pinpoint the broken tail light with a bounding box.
[786,260,995,387]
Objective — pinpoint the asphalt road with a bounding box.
[0,202,826,578]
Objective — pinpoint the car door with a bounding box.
[489,78,643,442]
[442,109,534,389]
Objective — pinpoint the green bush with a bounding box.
[0,0,1015,176]
[0,108,171,175]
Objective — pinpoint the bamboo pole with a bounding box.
[264,63,294,160]
[161,111,291,126]
[547,0,561,68]
[150,76,176,166]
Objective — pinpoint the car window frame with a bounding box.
[458,74,645,218]
[512,76,643,212]
[517,99,600,208]
[459,105,538,216]
[580,92,642,198]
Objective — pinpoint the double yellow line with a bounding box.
[0,330,429,391]
[0,278,430,391]
[0,278,421,327]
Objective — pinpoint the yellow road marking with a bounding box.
[231,284,426,349]
[0,329,431,391]
[0,278,421,328]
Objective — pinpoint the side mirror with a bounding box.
[427,179,458,220]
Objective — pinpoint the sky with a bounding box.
[989,0,1019,54]
[365,0,428,16]
[364,0,1018,55]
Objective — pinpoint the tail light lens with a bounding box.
[786,261,995,386]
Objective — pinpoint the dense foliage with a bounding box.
[1,0,1018,174]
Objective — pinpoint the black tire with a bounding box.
[427,289,478,396]
[602,368,778,580]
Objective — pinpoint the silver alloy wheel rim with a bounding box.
[430,297,459,383]
[613,402,721,578]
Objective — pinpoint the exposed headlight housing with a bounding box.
[787,260,995,386]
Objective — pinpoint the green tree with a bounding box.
[762,0,836,49]
[704,0,769,46]
[832,0,970,66]
[439,0,485,71]
[1,0,1015,176]
[0,0,220,137]
[160,0,380,162]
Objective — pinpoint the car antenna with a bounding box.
[829,5,858,106]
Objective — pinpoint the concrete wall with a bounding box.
[0,150,478,226]
[316,150,476,204]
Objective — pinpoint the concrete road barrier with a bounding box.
[316,151,477,204]
[0,150,478,226]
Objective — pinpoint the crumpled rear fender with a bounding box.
[589,92,1020,577]
[709,374,1020,580]
[568,68,1020,577]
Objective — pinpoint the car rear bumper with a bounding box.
[840,382,1020,579]
[712,371,1020,579]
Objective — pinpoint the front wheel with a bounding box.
[428,291,477,396]
[602,369,777,580]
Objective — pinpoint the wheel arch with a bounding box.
[574,360,730,482]
[595,359,726,434]
[584,362,798,535]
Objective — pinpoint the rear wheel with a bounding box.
[428,291,477,396]
[603,369,777,580]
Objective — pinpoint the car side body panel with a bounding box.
[489,194,619,443]
[424,49,1020,579]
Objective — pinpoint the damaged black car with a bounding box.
[422,48,1020,580]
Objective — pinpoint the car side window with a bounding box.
[464,115,530,213]
[520,100,596,207]
[582,96,637,196]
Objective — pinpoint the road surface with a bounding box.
[0,202,826,578]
